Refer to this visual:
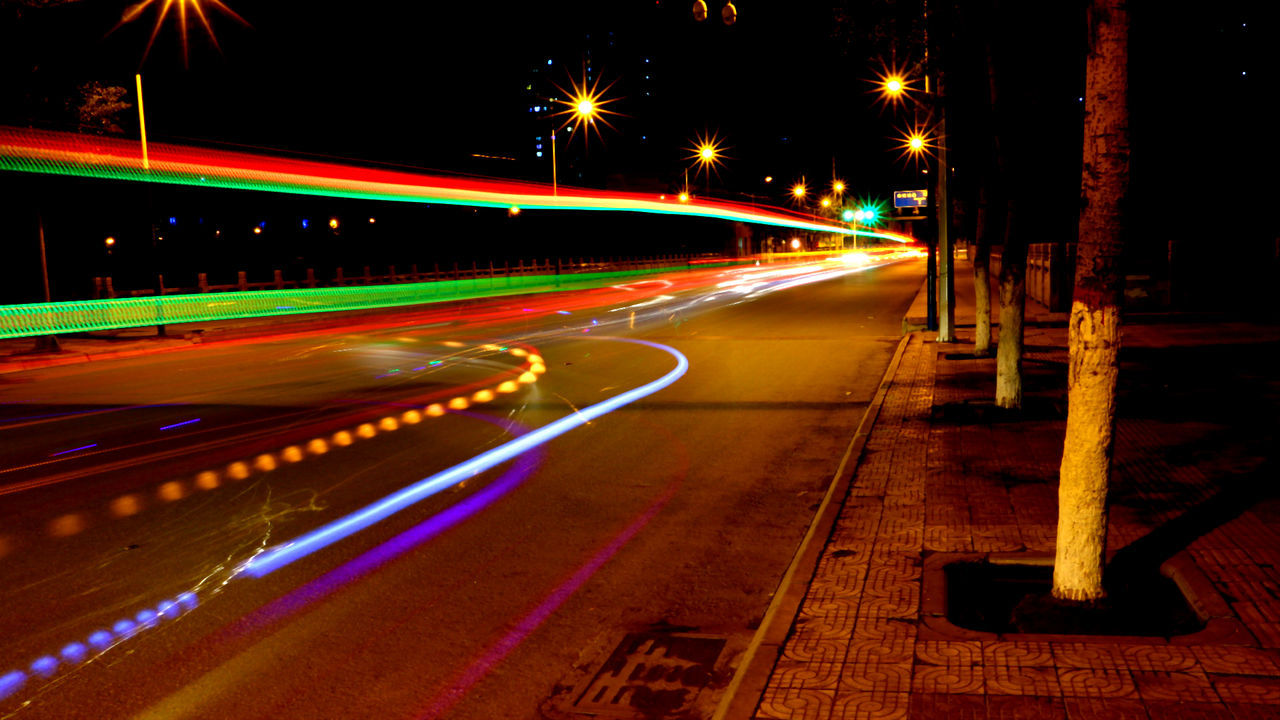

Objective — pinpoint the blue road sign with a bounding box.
[894,190,928,208]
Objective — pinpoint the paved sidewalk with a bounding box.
[752,277,1280,718]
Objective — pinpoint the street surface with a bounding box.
[0,254,923,719]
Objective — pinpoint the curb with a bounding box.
[902,279,929,334]
[0,340,201,374]
[713,331,915,720]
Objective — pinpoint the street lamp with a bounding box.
[880,66,951,337]
[550,73,620,197]
[873,67,914,110]
[686,131,727,197]
[895,125,935,167]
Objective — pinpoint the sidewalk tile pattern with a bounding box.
[757,330,1280,719]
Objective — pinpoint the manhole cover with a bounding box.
[572,632,725,718]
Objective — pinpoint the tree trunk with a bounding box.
[985,13,1026,408]
[1052,0,1130,603]
[995,195,1026,408]
[973,32,1002,358]
[972,185,994,356]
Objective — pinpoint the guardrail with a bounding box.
[90,255,713,299]
[2,256,757,340]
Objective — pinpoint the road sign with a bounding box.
[894,190,928,208]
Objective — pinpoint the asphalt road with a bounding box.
[0,255,924,719]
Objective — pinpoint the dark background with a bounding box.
[0,1,1273,305]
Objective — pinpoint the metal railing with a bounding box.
[3,255,753,340]
[92,255,716,299]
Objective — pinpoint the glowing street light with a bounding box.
[894,125,937,167]
[328,217,339,229]
[685,131,728,195]
[110,0,250,66]
[549,73,621,196]
[832,180,846,196]
[791,183,807,200]
[872,64,914,110]
[551,74,620,148]
[820,196,832,209]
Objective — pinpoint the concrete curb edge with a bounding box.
[712,331,916,720]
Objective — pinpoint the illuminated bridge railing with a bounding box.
[0,261,749,340]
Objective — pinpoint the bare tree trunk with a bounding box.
[984,15,1026,408]
[995,195,1026,408]
[973,32,1002,358]
[1052,0,1130,603]
[972,185,994,356]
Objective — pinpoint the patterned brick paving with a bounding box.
[756,315,1280,719]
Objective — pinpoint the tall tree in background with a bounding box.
[989,12,1027,409]
[1053,0,1130,602]
[969,31,1001,357]
[70,81,131,135]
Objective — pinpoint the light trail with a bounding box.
[0,126,913,241]
[239,337,688,577]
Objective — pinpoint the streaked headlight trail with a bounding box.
[239,336,689,577]
[0,126,911,241]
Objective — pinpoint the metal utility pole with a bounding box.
[936,85,956,343]
[926,212,938,332]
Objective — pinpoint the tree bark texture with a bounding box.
[995,195,1026,409]
[1052,0,1130,603]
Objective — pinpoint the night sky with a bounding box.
[0,0,1274,304]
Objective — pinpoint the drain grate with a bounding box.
[572,632,725,718]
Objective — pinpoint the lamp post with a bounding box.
[790,180,809,249]
[550,74,618,197]
[842,208,858,251]
[551,98,598,197]
[884,72,946,334]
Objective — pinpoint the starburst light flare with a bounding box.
[684,131,728,180]
[894,124,938,167]
[112,0,249,66]
[870,60,918,110]
[550,74,622,149]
